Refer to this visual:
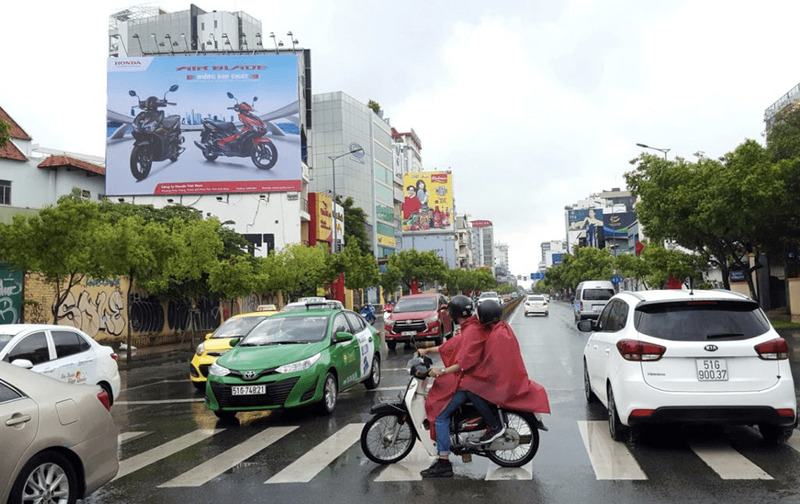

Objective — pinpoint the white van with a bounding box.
[572,280,616,322]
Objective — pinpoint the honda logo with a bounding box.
[704,344,718,352]
[243,370,256,380]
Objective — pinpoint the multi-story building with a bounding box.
[494,242,509,276]
[764,81,800,132]
[309,92,396,259]
[540,240,567,268]
[470,220,494,272]
[454,215,474,269]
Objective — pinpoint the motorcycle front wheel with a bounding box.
[485,410,540,467]
[252,141,278,169]
[130,146,152,181]
[361,412,416,464]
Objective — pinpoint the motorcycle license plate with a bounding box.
[696,358,728,381]
[231,385,266,396]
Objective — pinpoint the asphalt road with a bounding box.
[85,301,800,504]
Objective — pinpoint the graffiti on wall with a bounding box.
[57,288,126,337]
[0,265,23,325]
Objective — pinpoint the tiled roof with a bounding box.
[38,155,105,176]
[0,106,29,161]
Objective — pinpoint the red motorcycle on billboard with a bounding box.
[194,92,278,170]
[128,84,184,181]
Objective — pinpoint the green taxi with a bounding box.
[205,305,381,420]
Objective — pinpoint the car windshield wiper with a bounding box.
[705,332,744,339]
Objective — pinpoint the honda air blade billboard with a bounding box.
[106,54,301,196]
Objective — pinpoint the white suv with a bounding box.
[580,289,797,443]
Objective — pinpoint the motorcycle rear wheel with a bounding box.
[361,412,416,464]
[130,146,152,181]
[252,142,278,169]
[485,410,540,467]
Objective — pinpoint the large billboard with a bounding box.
[401,171,454,233]
[106,54,301,196]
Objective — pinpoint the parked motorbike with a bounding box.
[360,303,376,324]
[360,354,542,467]
[128,84,184,181]
[194,92,278,170]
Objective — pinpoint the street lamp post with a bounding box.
[636,143,670,160]
[328,145,364,253]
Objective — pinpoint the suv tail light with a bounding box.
[97,390,112,411]
[617,339,666,361]
[754,338,789,360]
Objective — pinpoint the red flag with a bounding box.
[635,241,644,256]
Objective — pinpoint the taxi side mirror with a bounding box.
[229,338,241,347]
[204,332,213,340]
[335,331,354,343]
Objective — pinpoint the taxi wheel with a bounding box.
[364,356,381,390]
[317,372,338,415]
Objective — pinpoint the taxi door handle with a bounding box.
[6,413,32,426]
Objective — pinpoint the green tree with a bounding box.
[625,143,789,300]
[340,196,372,255]
[443,268,496,296]
[0,192,110,322]
[329,240,379,291]
[208,255,260,317]
[261,243,329,301]
[381,249,447,293]
[0,119,10,148]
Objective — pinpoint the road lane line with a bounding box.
[266,423,364,484]
[114,428,224,480]
[689,441,773,480]
[374,442,431,481]
[787,435,800,453]
[114,398,205,405]
[118,431,150,444]
[578,421,647,480]
[160,426,298,487]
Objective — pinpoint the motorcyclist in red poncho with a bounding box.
[419,297,550,478]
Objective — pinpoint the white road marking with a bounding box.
[787,434,800,453]
[118,431,150,444]
[689,441,773,480]
[160,426,298,487]
[114,429,224,480]
[578,421,647,480]
[265,423,364,484]
[485,462,533,480]
[374,442,433,481]
[114,398,205,405]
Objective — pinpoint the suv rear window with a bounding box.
[634,300,771,341]
[584,289,615,301]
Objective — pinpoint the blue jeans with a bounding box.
[434,390,500,456]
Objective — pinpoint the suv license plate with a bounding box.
[401,331,416,336]
[232,385,266,395]
[696,358,728,381]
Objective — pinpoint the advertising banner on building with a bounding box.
[315,193,334,243]
[401,171,454,233]
[106,54,301,196]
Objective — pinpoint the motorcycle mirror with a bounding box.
[227,92,235,99]
[129,90,137,97]
[253,97,258,103]
[169,84,179,92]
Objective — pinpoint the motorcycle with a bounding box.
[359,303,376,324]
[360,354,542,467]
[128,84,184,181]
[194,92,278,170]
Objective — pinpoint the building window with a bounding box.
[0,180,10,205]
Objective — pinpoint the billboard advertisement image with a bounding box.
[402,171,453,233]
[106,54,301,196]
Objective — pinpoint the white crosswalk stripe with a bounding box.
[265,423,364,484]
[160,426,298,488]
[374,442,431,481]
[118,431,150,444]
[578,421,647,480]
[114,429,224,480]
[689,441,773,480]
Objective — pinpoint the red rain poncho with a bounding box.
[424,318,550,440]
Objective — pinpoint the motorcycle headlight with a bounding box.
[423,313,438,324]
[195,342,205,356]
[276,353,321,374]
[209,361,231,377]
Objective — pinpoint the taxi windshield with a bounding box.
[241,315,330,346]
[212,316,268,339]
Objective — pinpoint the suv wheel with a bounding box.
[607,385,628,442]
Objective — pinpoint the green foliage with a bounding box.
[260,243,329,301]
[340,197,372,256]
[367,100,381,115]
[766,103,800,162]
[0,119,10,148]
[329,241,379,291]
[443,268,496,295]
[381,249,447,293]
[208,255,259,312]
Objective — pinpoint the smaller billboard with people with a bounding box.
[402,171,454,233]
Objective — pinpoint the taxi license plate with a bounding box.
[401,331,416,336]
[231,385,266,396]
[696,358,728,381]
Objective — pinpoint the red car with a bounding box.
[383,293,453,350]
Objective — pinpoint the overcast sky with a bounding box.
[2,1,799,276]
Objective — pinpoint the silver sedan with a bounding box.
[0,362,119,503]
